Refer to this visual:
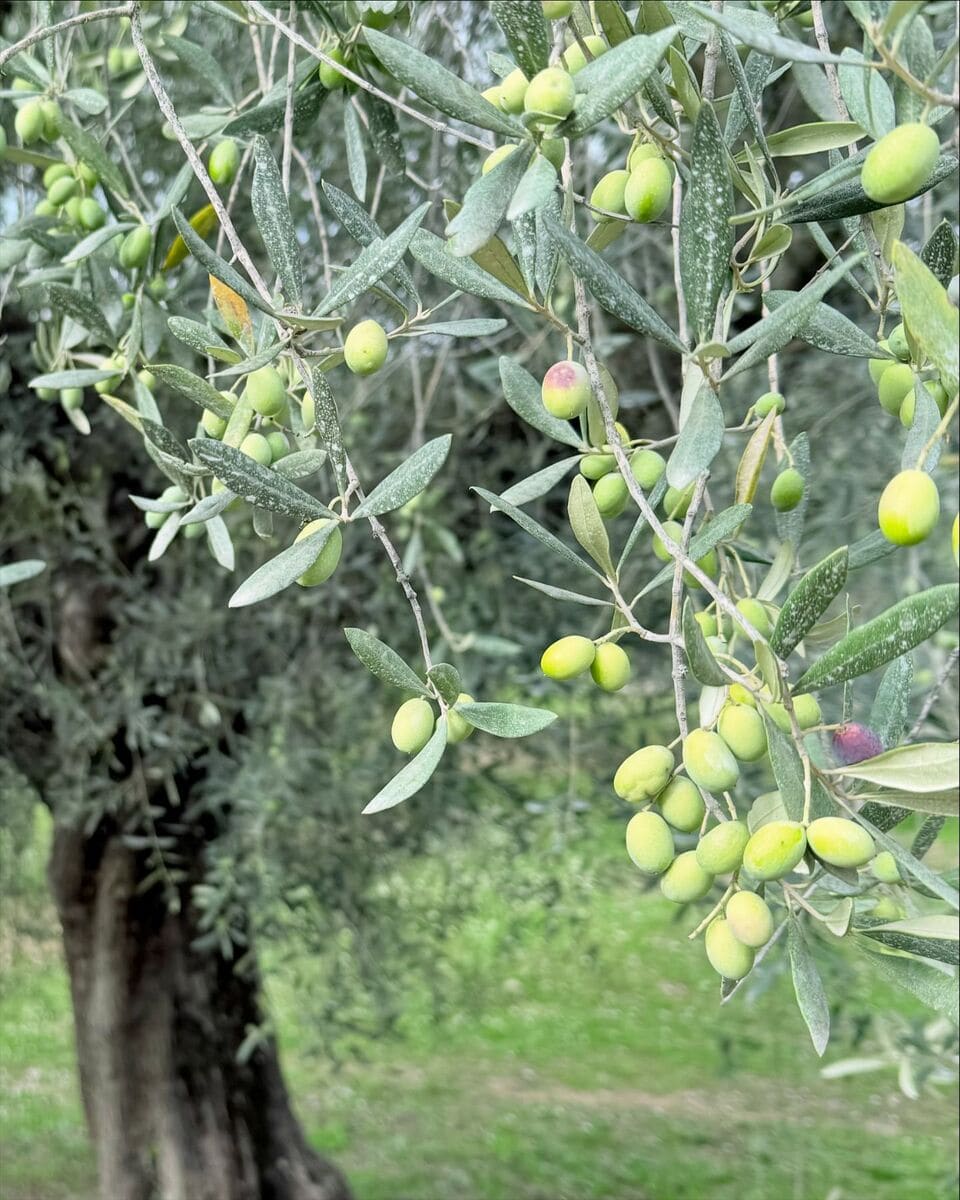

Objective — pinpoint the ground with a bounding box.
[2,813,957,1200]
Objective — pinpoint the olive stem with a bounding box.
[916,394,959,470]
[688,880,737,940]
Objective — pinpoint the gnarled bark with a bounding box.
[50,819,352,1200]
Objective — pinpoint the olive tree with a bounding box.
[1,1,958,1197]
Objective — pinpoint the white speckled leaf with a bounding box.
[666,381,723,488]
[568,28,676,134]
[251,139,303,306]
[679,101,733,345]
[352,435,452,519]
[190,437,334,522]
[409,228,533,309]
[344,627,430,696]
[456,702,557,738]
[447,146,531,257]
[316,202,429,316]
[788,918,831,1057]
[491,0,549,78]
[771,546,848,658]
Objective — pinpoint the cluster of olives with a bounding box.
[589,138,675,225]
[618,736,885,981]
[868,321,950,429]
[390,693,475,753]
[35,358,155,420]
[540,635,631,692]
[106,44,141,77]
[10,78,61,146]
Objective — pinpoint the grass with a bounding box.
[1,817,958,1200]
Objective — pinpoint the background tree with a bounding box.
[1,2,958,1199]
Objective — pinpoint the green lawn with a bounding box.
[2,820,958,1200]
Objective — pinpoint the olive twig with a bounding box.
[0,4,134,69]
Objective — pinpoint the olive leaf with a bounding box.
[771,546,848,658]
[682,599,727,685]
[190,437,335,522]
[229,523,339,608]
[567,28,677,134]
[363,28,525,138]
[891,240,959,396]
[838,47,894,140]
[491,0,550,78]
[409,228,533,310]
[856,938,959,1024]
[763,291,885,359]
[252,135,302,307]
[315,202,430,316]
[637,504,752,598]
[501,457,579,506]
[352,435,452,520]
[167,317,241,364]
[921,220,959,288]
[785,154,957,225]
[147,363,235,420]
[546,217,686,352]
[787,917,831,1057]
[343,102,367,203]
[859,916,959,966]
[426,663,462,706]
[344,628,430,697]
[567,475,615,577]
[322,180,418,300]
[513,577,612,607]
[473,486,603,580]
[0,560,45,588]
[679,101,733,346]
[827,742,959,794]
[446,145,532,258]
[362,719,448,815]
[172,208,273,316]
[43,284,114,346]
[795,585,960,694]
[734,409,777,506]
[666,382,723,489]
[868,655,913,749]
[851,809,960,912]
[455,702,557,738]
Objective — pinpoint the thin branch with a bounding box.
[908,647,959,740]
[0,4,134,69]
[281,1,297,195]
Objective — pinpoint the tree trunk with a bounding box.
[49,819,353,1200]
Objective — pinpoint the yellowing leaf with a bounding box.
[735,408,777,505]
[210,275,252,343]
[162,204,219,271]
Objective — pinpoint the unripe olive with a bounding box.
[580,452,616,480]
[872,850,900,883]
[446,693,476,745]
[541,360,590,419]
[137,370,156,391]
[208,138,240,186]
[754,391,785,417]
[147,275,167,299]
[391,697,435,754]
[295,518,343,586]
[593,473,628,519]
[144,508,168,530]
[481,85,503,108]
[498,68,528,114]
[717,704,767,763]
[539,137,565,171]
[590,642,630,692]
[43,162,71,189]
[705,918,754,980]
[523,67,575,122]
[267,431,290,461]
[630,448,665,490]
[806,817,875,869]
[742,821,807,881]
[78,198,105,230]
[34,199,56,217]
[887,322,911,362]
[15,99,44,144]
[660,851,714,903]
[107,46,125,76]
[696,820,750,874]
[201,408,228,438]
[683,728,740,793]
[663,482,694,519]
[318,47,351,90]
[877,361,914,415]
[119,291,135,308]
[590,170,629,217]
[119,224,152,270]
[482,143,519,175]
[182,520,204,540]
[624,158,672,223]
[627,142,666,171]
[736,597,772,639]
[725,891,774,948]
[245,365,287,417]
[652,519,683,562]
[873,897,905,920]
[344,319,389,376]
[695,611,718,638]
[60,386,84,410]
[625,810,675,875]
[540,634,596,680]
[770,468,804,512]
[861,123,939,204]
[94,354,125,394]
[35,387,57,401]
[728,683,756,708]
[301,392,315,428]
[832,723,884,766]
[40,100,61,141]
[76,162,98,188]
[614,745,675,804]
[560,35,607,75]
[542,0,575,16]
[868,341,894,385]
[47,176,77,206]
[658,777,706,833]
[765,694,821,733]
[878,469,940,546]
[240,432,272,465]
